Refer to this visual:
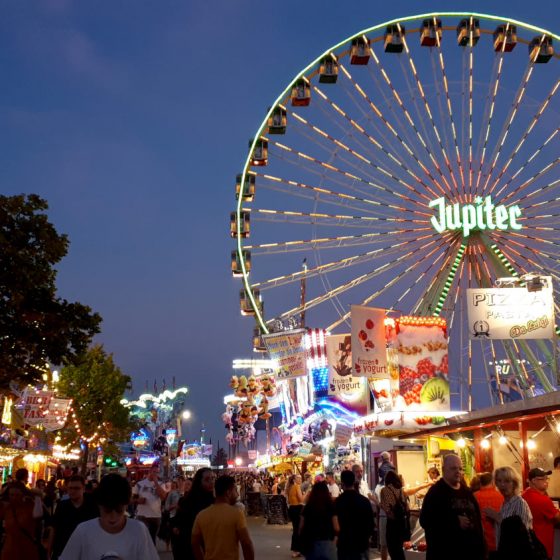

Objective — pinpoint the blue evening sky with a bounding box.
[1,0,559,445]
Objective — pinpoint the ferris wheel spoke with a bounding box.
[288,111,433,205]
[251,236,431,291]
[399,24,459,194]
[269,145,398,204]
[244,228,434,254]
[495,129,560,201]
[255,173,420,217]
[269,140,420,206]
[466,23,476,194]
[249,207,429,228]
[325,235,453,331]
[312,85,442,200]
[365,47,455,195]
[489,80,560,196]
[491,230,560,268]
[274,234,449,326]
[396,241,458,311]
[432,31,466,191]
[257,172,415,217]
[490,232,549,274]
[338,63,449,198]
[482,63,537,193]
[501,160,560,206]
[474,50,507,193]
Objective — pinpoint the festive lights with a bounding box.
[434,244,467,316]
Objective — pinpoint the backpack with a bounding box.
[390,487,411,541]
[498,515,548,560]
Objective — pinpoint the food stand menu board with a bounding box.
[266,495,288,525]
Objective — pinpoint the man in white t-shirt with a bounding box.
[326,472,340,499]
[132,466,166,544]
[60,473,158,560]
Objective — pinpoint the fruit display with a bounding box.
[395,318,450,411]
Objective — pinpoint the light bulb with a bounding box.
[480,439,490,450]
[499,436,507,445]
[457,437,466,448]
[527,439,536,450]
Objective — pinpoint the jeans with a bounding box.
[305,540,337,560]
[288,505,304,552]
[137,516,161,544]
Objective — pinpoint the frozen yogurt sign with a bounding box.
[429,196,522,238]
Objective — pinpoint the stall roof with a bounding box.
[399,390,560,438]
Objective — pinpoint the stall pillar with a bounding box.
[519,421,529,487]
[474,429,482,473]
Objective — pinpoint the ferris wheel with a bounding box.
[231,12,560,410]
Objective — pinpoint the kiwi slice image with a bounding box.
[420,377,449,409]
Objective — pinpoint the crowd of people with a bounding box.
[1,455,559,560]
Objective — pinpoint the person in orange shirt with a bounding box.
[474,472,504,558]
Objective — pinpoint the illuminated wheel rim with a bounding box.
[233,12,560,409]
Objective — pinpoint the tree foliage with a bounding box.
[0,194,101,389]
[57,344,134,451]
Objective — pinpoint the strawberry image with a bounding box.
[366,319,374,330]
[417,358,436,378]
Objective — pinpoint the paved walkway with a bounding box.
[157,516,382,559]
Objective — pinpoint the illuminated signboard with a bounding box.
[467,279,554,340]
[429,196,522,237]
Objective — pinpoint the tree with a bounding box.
[0,194,101,389]
[57,344,134,473]
[212,446,228,468]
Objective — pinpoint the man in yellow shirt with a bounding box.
[192,475,255,560]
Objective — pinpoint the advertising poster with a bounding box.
[263,329,307,380]
[393,317,450,412]
[326,334,369,416]
[351,306,388,378]
[467,280,554,340]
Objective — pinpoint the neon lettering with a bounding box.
[429,196,522,237]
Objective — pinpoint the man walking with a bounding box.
[132,466,167,544]
[378,452,395,484]
[335,470,374,560]
[326,472,340,499]
[522,467,560,559]
[60,473,158,560]
[474,472,503,559]
[420,454,485,560]
[48,474,99,559]
[192,475,255,560]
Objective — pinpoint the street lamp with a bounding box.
[182,410,192,420]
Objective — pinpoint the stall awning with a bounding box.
[398,390,560,438]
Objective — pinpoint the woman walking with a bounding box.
[484,466,535,559]
[170,467,215,560]
[380,470,408,560]
[299,481,338,560]
[285,474,305,558]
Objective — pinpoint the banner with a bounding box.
[326,334,369,416]
[17,390,71,430]
[467,280,554,340]
[351,306,388,378]
[18,389,54,425]
[42,398,72,431]
[263,329,307,380]
[394,317,449,412]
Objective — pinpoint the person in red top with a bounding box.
[474,472,504,557]
[522,467,560,559]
